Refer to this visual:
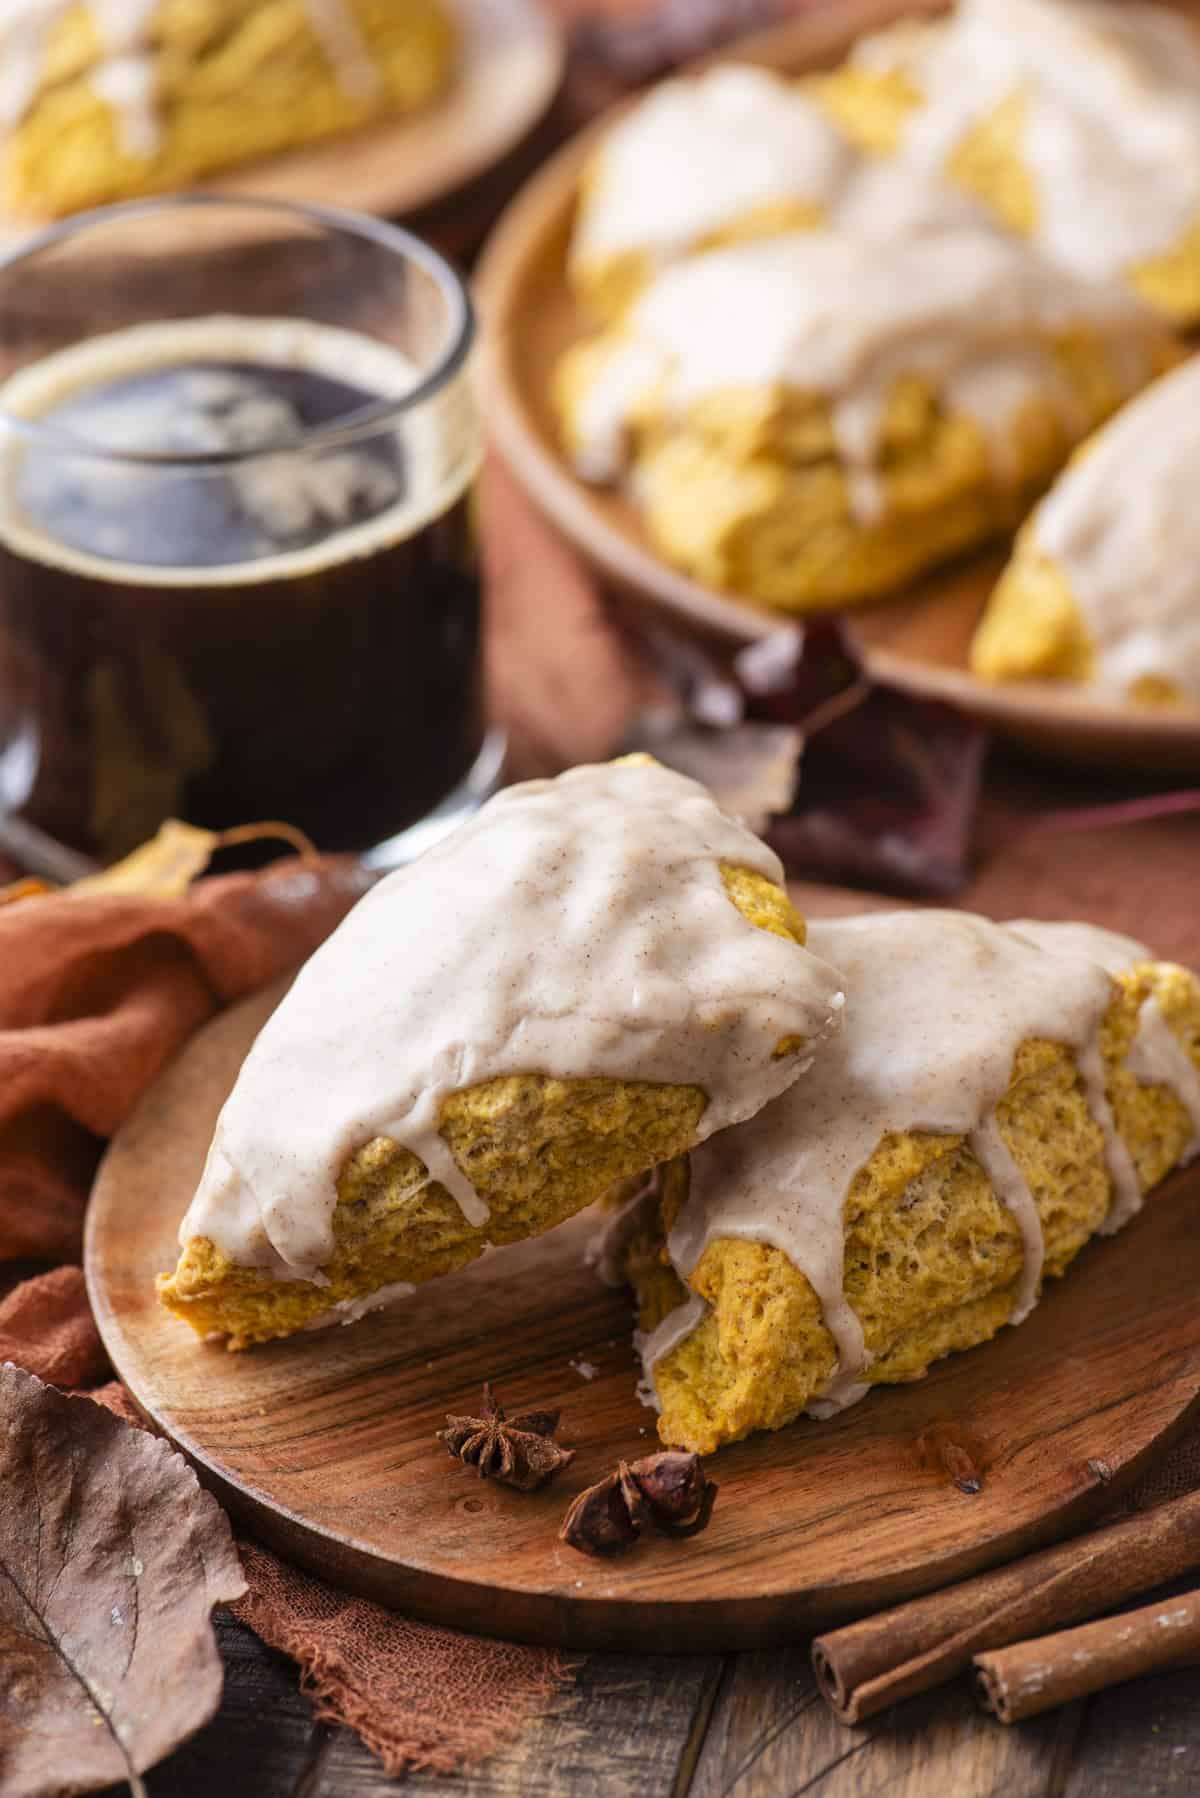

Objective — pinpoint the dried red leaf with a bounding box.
[0,1364,245,1796]
[739,622,987,897]
[627,620,986,898]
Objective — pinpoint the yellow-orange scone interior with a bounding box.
[3,0,457,217]
[160,760,845,1347]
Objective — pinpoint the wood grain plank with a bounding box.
[1064,1669,1200,1798]
[1060,1577,1200,1798]
[688,1647,1078,1798]
[137,1612,319,1798]
[309,1652,724,1796]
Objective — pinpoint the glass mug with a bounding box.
[0,195,503,871]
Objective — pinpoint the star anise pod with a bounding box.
[559,1450,718,1557]
[438,1384,575,1492]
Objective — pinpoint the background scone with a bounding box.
[817,0,1200,323]
[971,355,1200,706]
[619,911,1200,1455]
[159,758,845,1348]
[568,65,852,321]
[556,228,1174,613]
[2,0,457,218]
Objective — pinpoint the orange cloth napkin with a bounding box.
[0,858,575,1777]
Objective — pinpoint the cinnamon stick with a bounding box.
[975,1588,1200,1724]
[811,1488,1200,1725]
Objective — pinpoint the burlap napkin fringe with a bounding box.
[233,1540,577,1777]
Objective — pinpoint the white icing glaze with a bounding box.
[967,1114,1042,1322]
[831,154,988,242]
[1021,356,1200,703]
[181,759,845,1278]
[1007,918,1150,974]
[567,228,1161,515]
[302,0,382,104]
[1127,995,1200,1164]
[88,49,159,156]
[571,65,851,280]
[863,0,1200,282]
[0,0,382,154]
[1075,1033,1142,1232]
[1012,918,1200,1225]
[0,0,160,145]
[642,911,1186,1411]
[302,1279,417,1331]
[635,1293,706,1413]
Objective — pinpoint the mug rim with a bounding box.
[0,192,476,469]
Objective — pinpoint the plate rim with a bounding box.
[84,976,1200,1653]
[0,0,566,245]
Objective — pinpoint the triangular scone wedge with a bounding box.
[554,226,1175,615]
[617,911,1200,1454]
[159,757,844,1347]
[3,0,456,219]
[567,64,851,321]
[815,0,1200,324]
[970,355,1200,705]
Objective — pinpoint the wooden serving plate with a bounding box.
[0,0,564,249]
[474,0,1200,775]
[86,956,1200,1652]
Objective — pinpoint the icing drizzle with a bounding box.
[0,0,384,156]
[566,227,1163,519]
[642,912,1195,1413]
[572,65,851,280]
[180,759,845,1279]
[865,0,1200,283]
[1021,357,1200,703]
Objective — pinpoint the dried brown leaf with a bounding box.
[627,621,986,898]
[0,879,53,908]
[0,1364,245,1796]
[68,819,220,899]
[69,818,317,900]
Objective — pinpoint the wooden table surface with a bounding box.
[124,1607,1200,1795]
[14,1,1199,1783]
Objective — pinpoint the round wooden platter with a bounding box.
[86,969,1200,1652]
[473,0,1200,775]
[0,0,564,250]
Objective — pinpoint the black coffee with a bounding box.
[0,317,484,862]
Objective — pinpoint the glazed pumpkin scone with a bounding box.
[568,64,853,322]
[159,757,845,1348]
[1,0,457,218]
[816,0,1200,324]
[556,228,1175,614]
[971,355,1200,706]
[615,911,1200,1454]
